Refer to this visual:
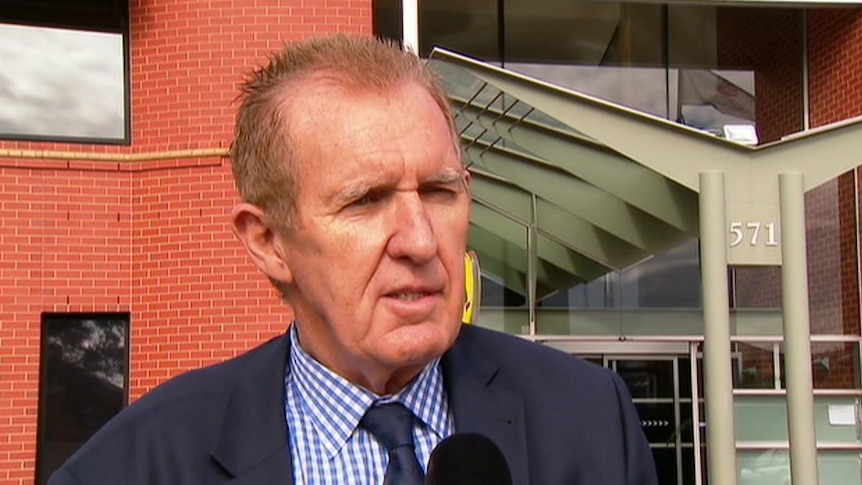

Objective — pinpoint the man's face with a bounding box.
[272,80,470,393]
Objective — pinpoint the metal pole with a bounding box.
[699,171,738,485]
[779,172,819,485]
[690,342,703,485]
[528,194,538,336]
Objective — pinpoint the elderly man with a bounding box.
[49,35,657,485]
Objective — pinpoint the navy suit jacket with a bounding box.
[49,325,657,484]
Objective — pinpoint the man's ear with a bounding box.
[230,202,294,284]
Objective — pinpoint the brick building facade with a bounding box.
[0,2,369,482]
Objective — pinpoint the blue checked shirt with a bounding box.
[284,324,455,485]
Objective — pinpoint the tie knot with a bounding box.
[360,402,416,452]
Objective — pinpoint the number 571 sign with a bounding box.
[729,221,779,248]
[726,204,781,265]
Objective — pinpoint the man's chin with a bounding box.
[384,325,459,364]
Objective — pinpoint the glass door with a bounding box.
[604,355,701,485]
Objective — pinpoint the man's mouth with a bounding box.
[391,291,433,301]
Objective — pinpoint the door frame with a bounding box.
[543,340,704,485]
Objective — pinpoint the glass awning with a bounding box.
[430,47,862,300]
[430,52,700,298]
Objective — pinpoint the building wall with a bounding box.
[717,7,804,144]
[729,9,862,391]
[808,9,862,391]
[808,9,862,338]
[0,1,371,483]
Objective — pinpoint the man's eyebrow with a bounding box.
[422,168,464,186]
[330,179,380,205]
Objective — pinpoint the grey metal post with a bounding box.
[779,172,819,485]
[699,171,738,485]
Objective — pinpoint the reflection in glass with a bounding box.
[547,241,701,311]
[37,313,129,485]
[811,342,860,389]
[419,0,498,60]
[738,449,790,485]
[733,342,776,389]
[777,342,862,390]
[805,177,858,336]
[0,23,126,141]
[469,208,529,335]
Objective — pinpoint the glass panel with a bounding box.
[733,342,776,389]
[0,23,126,142]
[651,447,680,485]
[37,313,129,484]
[616,359,675,399]
[675,7,803,144]
[680,445,699,485]
[372,0,402,43]
[778,341,862,390]
[738,449,790,485]
[806,175,859,336]
[504,2,667,117]
[813,396,861,444]
[735,396,789,442]
[732,266,781,311]
[634,402,677,445]
[470,212,529,335]
[621,241,701,310]
[679,399,695,444]
[538,241,703,337]
[419,0,499,60]
[679,356,693,399]
[819,451,862,485]
[736,395,862,444]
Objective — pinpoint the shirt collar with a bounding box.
[287,324,450,458]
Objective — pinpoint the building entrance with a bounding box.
[608,356,700,485]
[569,343,705,485]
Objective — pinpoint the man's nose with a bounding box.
[386,193,437,262]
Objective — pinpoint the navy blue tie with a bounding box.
[360,402,425,485]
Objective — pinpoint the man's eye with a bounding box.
[422,187,458,200]
[351,194,380,207]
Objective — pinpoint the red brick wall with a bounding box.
[128,159,287,397]
[0,1,371,483]
[807,10,862,128]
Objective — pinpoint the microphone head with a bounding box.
[425,433,513,485]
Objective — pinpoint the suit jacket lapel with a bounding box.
[210,334,294,485]
[441,326,530,485]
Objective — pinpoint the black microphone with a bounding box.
[425,433,513,485]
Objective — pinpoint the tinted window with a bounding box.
[36,313,129,484]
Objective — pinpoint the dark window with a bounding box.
[36,312,130,485]
[373,0,403,44]
[0,0,130,144]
